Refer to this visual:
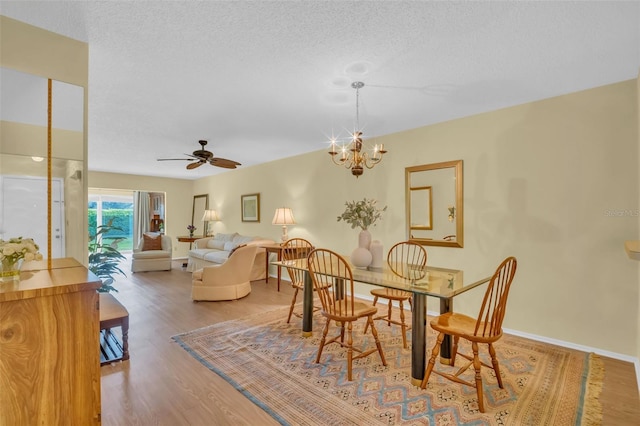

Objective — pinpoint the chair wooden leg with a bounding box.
[488,343,503,388]
[386,300,393,326]
[315,319,330,363]
[372,295,379,306]
[451,335,459,366]
[398,300,408,349]
[347,321,354,381]
[286,288,299,323]
[421,332,444,389]
[471,341,485,413]
[367,316,387,367]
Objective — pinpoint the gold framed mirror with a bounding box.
[191,194,209,238]
[405,160,463,248]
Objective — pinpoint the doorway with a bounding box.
[0,175,65,258]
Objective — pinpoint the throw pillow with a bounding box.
[206,239,226,250]
[214,232,238,242]
[229,244,247,257]
[223,241,238,251]
[142,234,163,251]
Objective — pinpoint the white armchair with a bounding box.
[191,245,257,301]
[131,233,172,272]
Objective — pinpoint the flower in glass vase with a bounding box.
[337,198,387,231]
[187,225,197,236]
[0,237,43,281]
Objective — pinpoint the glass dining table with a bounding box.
[273,257,491,385]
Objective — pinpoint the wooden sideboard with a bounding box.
[0,258,102,425]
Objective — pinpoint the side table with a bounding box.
[177,235,199,268]
[261,243,284,291]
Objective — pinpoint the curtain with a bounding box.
[133,191,150,245]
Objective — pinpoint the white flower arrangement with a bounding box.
[0,237,44,264]
[337,198,387,231]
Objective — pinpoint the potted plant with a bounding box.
[88,218,126,293]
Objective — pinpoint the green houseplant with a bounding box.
[88,218,126,293]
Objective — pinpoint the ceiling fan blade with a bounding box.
[210,157,242,169]
[157,158,196,161]
[186,161,205,170]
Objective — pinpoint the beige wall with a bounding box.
[192,80,639,360]
[88,172,194,258]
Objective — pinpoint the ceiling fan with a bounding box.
[157,140,241,170]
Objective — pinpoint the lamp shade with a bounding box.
[202,210,220,222]
[272,208,296,225]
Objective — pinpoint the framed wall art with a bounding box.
[241,193,260,222]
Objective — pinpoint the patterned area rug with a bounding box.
[172,306,603,425]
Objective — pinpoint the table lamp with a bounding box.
[272,207,296,242]
[202,210,220,236]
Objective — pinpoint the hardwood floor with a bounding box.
[101,260,639,425]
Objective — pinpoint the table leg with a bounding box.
[276,251,282,292]
[410,293,427,386]
[302,271,313,337]
[264,251,270,284]
[439,298,453,364]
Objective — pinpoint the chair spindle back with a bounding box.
[387,241,427,280]
[474,256,518,338]
[281,238,314,288]
[307,249,356,319]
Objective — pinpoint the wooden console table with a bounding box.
[177,235,200,267]
[261,243,283,291]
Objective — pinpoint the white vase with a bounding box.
[351,229,372,268]
[358,229,371,250]
[351,247,372,269]
[369,240,383,269]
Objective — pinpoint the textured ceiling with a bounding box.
[1,1,639,180]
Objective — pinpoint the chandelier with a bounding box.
[328,81,387,177]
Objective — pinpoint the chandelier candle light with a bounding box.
[272,207,296,242]
[328,82,387,177]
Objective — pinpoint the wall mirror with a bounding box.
[0,67,85,260]
[405,160,463,248]
[191,194,209,238]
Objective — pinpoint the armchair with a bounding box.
[191,245,258,301]
[131,233,172,272]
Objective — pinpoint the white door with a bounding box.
[0,175,65,258]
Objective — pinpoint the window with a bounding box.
[89,189,134,252]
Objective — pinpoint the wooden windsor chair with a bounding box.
[367,241,427,349]
[420,256,518,413]
[307,248,387,381]
[280,238,317,323]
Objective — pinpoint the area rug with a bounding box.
[172,306,603,425]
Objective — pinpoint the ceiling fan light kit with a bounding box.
[157,140,241,170]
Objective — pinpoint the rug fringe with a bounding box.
[581,353,604,426]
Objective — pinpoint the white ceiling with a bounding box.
[1,1,639,180]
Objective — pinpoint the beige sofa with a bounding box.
[186,233,275,281]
